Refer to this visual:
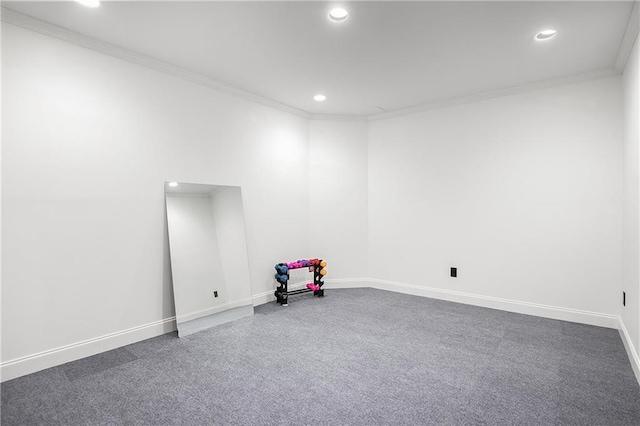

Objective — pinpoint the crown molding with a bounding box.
[307,113,368,122]
[615,1,640,72]
[1,7,311,120]
[367,68,620,122]
[1,7,628,125]
[0,316,176,382]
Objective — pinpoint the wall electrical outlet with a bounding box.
[214,291,218,298]
[450,267,457,278]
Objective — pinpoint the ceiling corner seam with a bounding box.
[0,7,311,121]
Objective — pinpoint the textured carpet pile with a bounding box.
[2,288,639,425]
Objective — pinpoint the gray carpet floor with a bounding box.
[2,288,640,425]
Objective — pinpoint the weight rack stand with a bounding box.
[274,260,325,306]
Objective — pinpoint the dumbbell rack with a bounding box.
[274,259,325,306]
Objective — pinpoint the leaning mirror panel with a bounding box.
[165,182,253,337]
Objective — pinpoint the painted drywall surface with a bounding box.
[210,186,252,305]
[165,194,226,320]
[622,31,640,355]
[1,23,309,363]
[0,13,4,374]
[368,76,623,315]
[309,120,368,279]
[1,18,630,376]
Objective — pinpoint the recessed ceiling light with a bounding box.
[76,0,100,7]
[329,8,348,22]
[535,29,557,41]
[168,182,179,187]
[314,94,327,102]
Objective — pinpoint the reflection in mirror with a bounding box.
[165,182,253,337]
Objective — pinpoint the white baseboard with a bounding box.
[323,278,370,288]
[252,289,276,306]
[618,318,640,385]
[3,289,270,382]
[2,278,627,383]
[333,279,637,384]
[1,317,176,383]
[325,278,619,329]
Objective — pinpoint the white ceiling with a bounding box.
[3,1,635,117]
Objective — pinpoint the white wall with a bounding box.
[210,186,252,306]
[622,31,640,360]
[166,194,226,320]
[1,20,633,381]
[1,23,310,378]
[309,120,368,279]
[368,77,623,317]
[0,11,4,378]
